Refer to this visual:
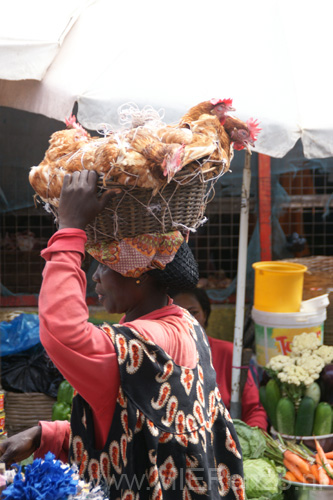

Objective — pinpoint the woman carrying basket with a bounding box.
[0,170,244,499]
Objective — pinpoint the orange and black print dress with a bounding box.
[69,314,244,499]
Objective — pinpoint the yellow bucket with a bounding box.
[252,261,308,313]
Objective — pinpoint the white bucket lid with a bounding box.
[300,294,330,313]
[251,306,327,327]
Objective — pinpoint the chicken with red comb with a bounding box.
[179,98,235,126]
[224,116,261,152]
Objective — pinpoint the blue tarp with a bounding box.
[0,313,40,356]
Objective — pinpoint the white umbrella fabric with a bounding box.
[0,0,90,80]
[1,0,333,159]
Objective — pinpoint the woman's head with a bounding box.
[170,288,211,329]
[93,264,142,314]
[92,241,199,320]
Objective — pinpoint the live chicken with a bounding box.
[29,99,260,207]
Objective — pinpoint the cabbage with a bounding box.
[244,458,283,499]
[233,419,266,458]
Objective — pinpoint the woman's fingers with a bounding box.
[62,173,72,189]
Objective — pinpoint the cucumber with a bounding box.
[313,402,332,436]
[264,378,281,430]
[304,382,321,407]
[276,397,295,436]
[295,396,315,436]
[259,385,269,414]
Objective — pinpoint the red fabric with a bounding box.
[208,337,267,429]
[35,420,70,462]
[36,229,266,461]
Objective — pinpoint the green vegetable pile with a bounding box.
[260,334,333,437]
[260,377,333,436]
[233,420,285,500]
[52,380,74,421]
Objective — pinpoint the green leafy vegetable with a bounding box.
[52,401,71,421]
[233,419,266,459]
[57,380,74,405]
[53,379,74,421]
[243,458,283,499]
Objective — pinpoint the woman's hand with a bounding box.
[0,426,41,467]
[57,170,118,230]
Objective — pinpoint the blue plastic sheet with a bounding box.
[0,313,40,356]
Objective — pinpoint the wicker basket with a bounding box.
[282,256,333,346]
[85,173,210,243]
[4,392,56,437]
[39,165,222,243]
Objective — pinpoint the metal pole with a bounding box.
[230,151,251,419]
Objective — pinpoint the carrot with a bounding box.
[310,463,320,483]
[316,453,330,485]
[285,471,297,482]
[284,450,311,475]
[283,458,307,483]
[325,451,333,459]
[315,464,330,486]
[315,439,333,476]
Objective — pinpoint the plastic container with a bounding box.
[300,294,330,313]
[252,307,326,366]
[252,261,308,313]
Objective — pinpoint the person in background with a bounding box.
[170,287,267,430]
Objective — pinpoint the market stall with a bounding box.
[1,0,333,498]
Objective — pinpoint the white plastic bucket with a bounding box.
[252,306,326,366]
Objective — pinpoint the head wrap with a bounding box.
[85,231,184,278]
[148,240,199,290]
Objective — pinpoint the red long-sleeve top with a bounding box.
[35,229,266,462]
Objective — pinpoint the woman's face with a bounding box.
[173,293,207,329]
[92,263,140,314]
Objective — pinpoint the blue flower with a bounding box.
[2,452,78,500]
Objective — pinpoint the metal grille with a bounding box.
[1,165,333,296]
[0,208,54,294]
[190,195,257,289]
[0,208,94,296]
[278,167,333,257]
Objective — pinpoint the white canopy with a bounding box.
[1,0,333,159]
[0,0,90,80]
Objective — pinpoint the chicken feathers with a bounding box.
[29,99,260,206]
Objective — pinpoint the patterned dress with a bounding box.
[69,311,244,499]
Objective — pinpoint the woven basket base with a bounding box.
[4,392,56,437]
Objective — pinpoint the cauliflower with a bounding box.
[267,354,294,372]
[290,332,321,356]
[295,353,325,386]
[277,364,308,386]
[314,345,333,365]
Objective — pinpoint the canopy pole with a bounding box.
[230,151,251,419]
[258,153,272,261]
